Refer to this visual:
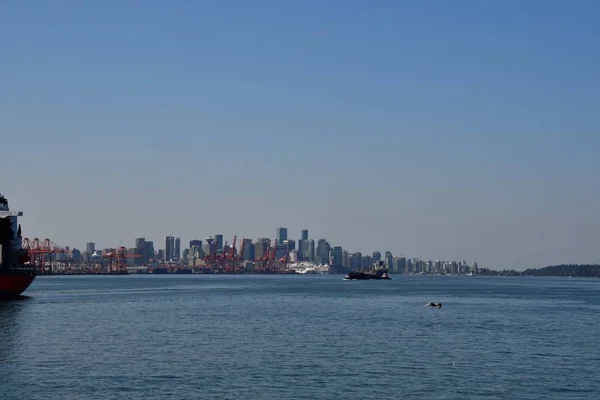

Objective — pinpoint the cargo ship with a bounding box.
[0,194,36,299]
[344,269,391,280]
[344,262,391,280]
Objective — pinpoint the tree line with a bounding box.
[474,264,600,278]
[520,264,600,277]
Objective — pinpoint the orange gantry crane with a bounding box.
[22,238,66,273]
[237,238,251,273]
[103,246,141,274]
[253,239,271,273]
[255,239,285,273]
[200,235,290,274]
[223,235,237,273]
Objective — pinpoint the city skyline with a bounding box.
[2,1,599,271]
[67,227,480,276]
[28,227,481,270]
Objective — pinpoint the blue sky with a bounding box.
[1,0,599,270]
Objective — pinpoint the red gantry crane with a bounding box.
[22,238,66,274]
[103,246,141,274]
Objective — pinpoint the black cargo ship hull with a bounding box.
[345,270,391,280]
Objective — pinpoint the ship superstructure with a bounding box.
[0,194,36,299]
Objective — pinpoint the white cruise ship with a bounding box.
[289,261,329,274]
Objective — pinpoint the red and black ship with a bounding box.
[0,193,36,299]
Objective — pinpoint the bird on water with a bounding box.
[425,302,442,309]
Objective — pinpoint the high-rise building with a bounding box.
[190,239,202,248]
[134,238,146,266]
[205,237,216,256]
[243,239,255,261]
[276,227,288,244]
[127,247,137,266]
[70,248,81,263]
[385,251,393,271]
[348,253,357,270]
[298,230,308,260]
[398,257,406,274]
[283,239,295,252]
[189,245,204,265]
[254,238,269,259]
[288,250,298,263]
[332,246,343,266]
[302,239,315,262]
[361,255,372,269]
[165,236,174,261]
[85,242,96,253]
[342,249,348,267]
[352,252,362,270]
[175,237,181,260]
[372,251,381,264]
[144,241,154,263]
[316,239,330,265]
[214,234,223,252]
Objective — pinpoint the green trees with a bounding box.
[522,264,600,277]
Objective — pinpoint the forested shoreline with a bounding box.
[476,264,600,277]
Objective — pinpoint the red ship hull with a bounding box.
[0,271,36,299]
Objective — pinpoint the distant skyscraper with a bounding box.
[205,237,216,256]
[144,241,154,263]
[85,242,95,253]
[299,230,308,260]
[254,238,269,259]
[127,247,137,266]
[301,239,315,262]
[276,227,288,244]
[316,239,330,265]
[332,246,343,266]
[342,249,348,267]
[175,237,181,260]
[283,240,295,252]
[190,244,204,263]
[353,252,362,270]
[133,238,145,265]
[372,251,381,264]
[165,236,174,261]
[243,239,255,261]
[214,234,223,252]
[71,248,82,263]
[361,255,372,269]
[398,257,406,274]
[385,251,393,270]
[190,239,202,248]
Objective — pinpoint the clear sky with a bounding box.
[1,0,599,270]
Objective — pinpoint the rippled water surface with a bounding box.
[1,275,599,399]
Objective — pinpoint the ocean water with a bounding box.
[1,274,599,399]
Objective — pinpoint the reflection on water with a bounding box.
[0,296,31,389]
